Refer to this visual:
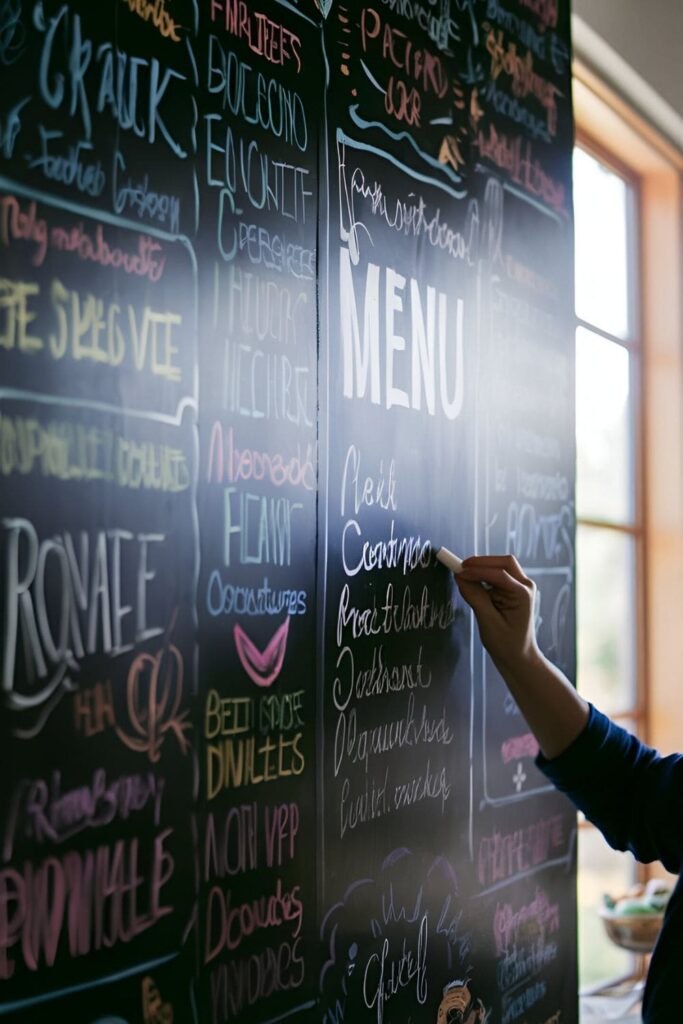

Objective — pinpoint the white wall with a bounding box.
[572,0,683,148]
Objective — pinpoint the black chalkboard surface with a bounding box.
[0,1,576,1021]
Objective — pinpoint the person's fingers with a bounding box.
[461,555,532,586]
[455,577,498,621]
[457,567,525,594]
[490,588,515,607]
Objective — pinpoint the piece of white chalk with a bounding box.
[437,547,493,590]
[436,547,464,574]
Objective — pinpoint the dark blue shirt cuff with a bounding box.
[535,703,611,788]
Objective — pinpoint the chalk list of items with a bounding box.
[0,1,576,1022]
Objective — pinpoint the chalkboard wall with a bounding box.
[0,0,576,1021]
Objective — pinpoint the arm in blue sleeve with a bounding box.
[537,705,683,873]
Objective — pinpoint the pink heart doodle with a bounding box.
[233,618,290,687]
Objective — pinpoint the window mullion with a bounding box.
[575,316,640,352]
[576,518,641,536]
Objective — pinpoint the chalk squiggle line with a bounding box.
[347,106,466,191]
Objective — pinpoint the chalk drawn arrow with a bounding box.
[315,0,334,17]
[234,618,290,688]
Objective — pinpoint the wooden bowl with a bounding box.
[599,909,663,953]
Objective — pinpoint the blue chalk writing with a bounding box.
[36,3,187,157]
[0,95,29,160]
[27,128,106,196]
[0,0,25,65]
[207,36,308,152]
[113,150,181,234]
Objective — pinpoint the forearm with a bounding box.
[453,555,590,760]
[492,648,590,761]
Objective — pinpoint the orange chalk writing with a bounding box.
[142,975,174,1023]
[116,638,191,763]
[121,0,182,43]
[210,0,302,72]
[73,680,115,737]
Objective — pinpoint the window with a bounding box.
[572,59,683,993]
[573,142,643,988]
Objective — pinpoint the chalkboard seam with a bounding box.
[316,21,333,910]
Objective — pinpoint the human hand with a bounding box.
[454,555,540,673]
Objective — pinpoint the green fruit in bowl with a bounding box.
[614,898,660,916]
[602,881,672,920]
[645,880,672,912]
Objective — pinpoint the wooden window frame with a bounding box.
[573,127,646,991]
[573,59,683,764]
[574,127,647,732]
[573,60,683,988]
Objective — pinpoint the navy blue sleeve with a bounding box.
[536,705,683,874]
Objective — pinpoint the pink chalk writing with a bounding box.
[203,802,300,881]
[477,815,565,888]
[234,619,290,688]
[209,939,304,1022]
[3,769,164,860]
[206,424,315,491]
[0,829,174,979]
[501,732,539,764]
[204,877,303,961]
[0,194,167,282]
[493,887,560,955]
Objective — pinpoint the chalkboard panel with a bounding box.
[0,1,576,1021]
[316,4,575,1021]
[195,5,320,1021]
